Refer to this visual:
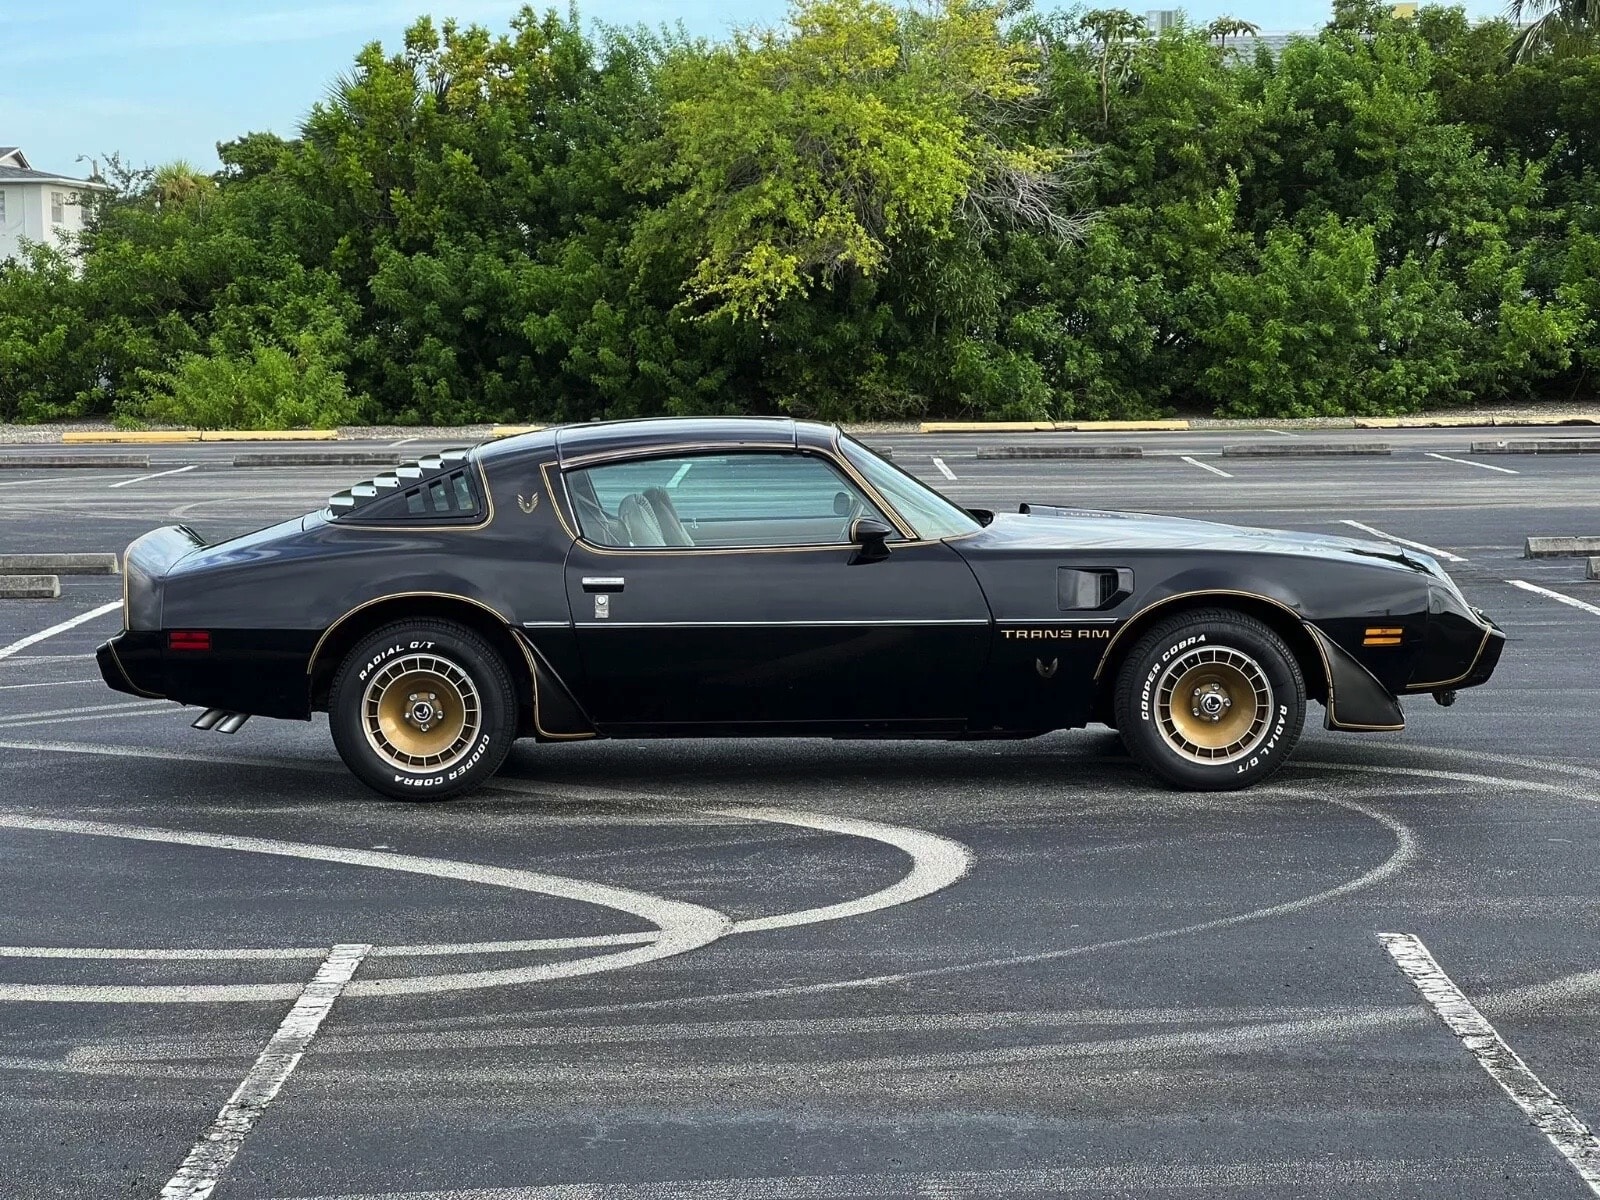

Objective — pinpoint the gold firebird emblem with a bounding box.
[1035,657,1059,679]
[517,492,541,514]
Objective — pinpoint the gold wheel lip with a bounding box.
[1154,646,1274,765]
[361,655,482,773]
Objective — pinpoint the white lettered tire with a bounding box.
[1113,609,1305,791]
[329,619,517,801]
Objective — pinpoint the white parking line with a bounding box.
[1338,520,1466,563]
[1380,932,1600,1195]
[1426,452,1518,475]
[1267,428,1299,438]
[108,464,197,489]
[931,456,957,481]
[0,700,167,727]
[160,943,371,1200]
[0,601,121,662]
[388,437,419,448]
[1507,579,1600,618]
[1180,456,1233,478]
[0,678,99,691]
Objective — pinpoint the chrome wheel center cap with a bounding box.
[405,693,441,728]
[1193,685,1231,721]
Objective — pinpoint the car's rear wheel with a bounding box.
[1113,609,1305,790]
[329,619,516,801]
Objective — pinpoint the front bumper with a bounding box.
[1457,615,1505,690]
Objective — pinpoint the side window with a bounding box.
[565,452,889,549]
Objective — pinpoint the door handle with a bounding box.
[581,576,626,593]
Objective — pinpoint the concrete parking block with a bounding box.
[232,452,401,467]
[201,430,340,442]
[0,454,150,469]
[1473,439,1600,454]
[1589,558,1599,580]
[976,444,1142,459]
[0,575,60,599]
[1524,536,1600,559]
[0,554,119,575]
[1222,442,1392,457]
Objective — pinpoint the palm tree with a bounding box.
[1207,15,1261,52]
[1507,0,1600,61]
[151,160,214,208]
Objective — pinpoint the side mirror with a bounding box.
[849,516,894,562]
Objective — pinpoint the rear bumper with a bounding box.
[97,632,166,699]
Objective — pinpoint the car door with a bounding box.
[558,449,992,732]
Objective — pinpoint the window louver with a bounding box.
[326,450,482,523]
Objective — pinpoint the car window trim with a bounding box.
[553,446,918,554]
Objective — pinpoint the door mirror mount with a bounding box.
[848,516,894,562]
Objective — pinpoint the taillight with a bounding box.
[168,630,211,652]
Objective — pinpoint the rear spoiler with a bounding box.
[123,525,207,630]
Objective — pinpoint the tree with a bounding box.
[1507,0,1600,61]
[641,0,1080,321]
[151,160,215,208]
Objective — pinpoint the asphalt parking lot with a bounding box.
[2,427,1599,1199]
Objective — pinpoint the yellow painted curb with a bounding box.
[1065,420,1189,432]
[920,421,1057,433]
[490,425,546,437]
[200,430,339,442]
[60,429,340,443]
[62,431,201,444]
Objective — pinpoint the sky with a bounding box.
[3,0,1509,176]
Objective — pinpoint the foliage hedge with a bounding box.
[1,0,1596,427]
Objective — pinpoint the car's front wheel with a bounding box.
[1113,609,1305,791]
[329,619,516,801]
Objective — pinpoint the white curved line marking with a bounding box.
[0,743,975,983]
[0,932,659,962]
[528,791,1417,1021]
[706,805,972,933]
[0,812,731,1003]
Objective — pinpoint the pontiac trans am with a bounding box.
[97,418,1503,798]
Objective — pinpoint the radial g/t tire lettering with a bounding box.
[329,619,517,801]
[1113,609,1306,791]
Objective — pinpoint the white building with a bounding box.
[0,147,108,264]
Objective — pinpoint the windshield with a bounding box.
[839,435,981,540]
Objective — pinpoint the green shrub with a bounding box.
[137,337,361,430]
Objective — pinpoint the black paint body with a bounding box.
[98,418,1504,742]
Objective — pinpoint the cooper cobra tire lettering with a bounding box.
[330,620,515,802]
[1112,611,1306,792]
[1139,634,1208,722]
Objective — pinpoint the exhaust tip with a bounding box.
[215,712,250,734]
[192,708,226,731]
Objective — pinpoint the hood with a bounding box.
[980,504,1437,573]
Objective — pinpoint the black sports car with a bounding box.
[99,418,1503,798]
